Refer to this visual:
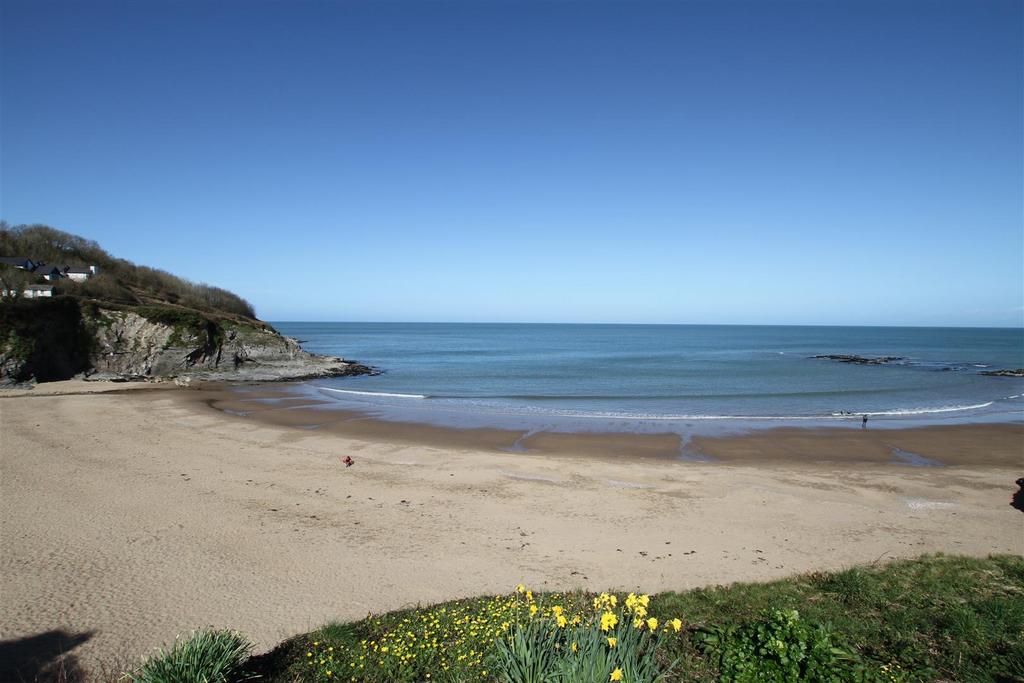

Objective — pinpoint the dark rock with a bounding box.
[980,368,1024,377]
[0,299,379,385]
[811,354,905,365]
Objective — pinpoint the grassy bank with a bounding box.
[236,554,1022,683]
[25,554,1021,682]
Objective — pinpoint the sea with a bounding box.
[271,323,1024,434]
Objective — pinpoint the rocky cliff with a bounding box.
[0,297,375,386]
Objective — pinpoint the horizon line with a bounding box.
[265,320,1024,330]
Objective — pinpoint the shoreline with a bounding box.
[185,381,1024,468]
[2,383,1022,673]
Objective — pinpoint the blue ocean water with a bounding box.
[272,323,1024,431]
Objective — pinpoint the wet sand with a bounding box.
[191,382,1024,468]
[1,382,1022,676]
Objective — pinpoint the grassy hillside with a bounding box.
[0,223,309,383]
[0,223,256,320]
[230,554,1022,683]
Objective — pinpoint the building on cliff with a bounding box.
[1,284,54,298]
[0,258,98,282]
[63,265,99,282]
[0,256,37,270]
[33,265,66,281]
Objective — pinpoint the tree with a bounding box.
[0,266,33,300]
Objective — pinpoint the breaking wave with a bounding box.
[315,387,428,399]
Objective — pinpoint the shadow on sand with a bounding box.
[0,630,93,683]
[1012,478,1024,514]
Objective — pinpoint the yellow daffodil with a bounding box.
[671,618,682,632]
[600,611,618,631]
[571,642,578,653]
[556,615,568,628]
[529,605,538,616]
[633,617,644,629]
[607,636,617,648]
[610,668,623,681]
[516,584,525,593]
[647,617,658,631]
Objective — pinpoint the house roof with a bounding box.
[65,266,93,273]
[25,284,54,291]
[34,265,63,275]
[0,256,33,266]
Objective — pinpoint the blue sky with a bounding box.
[2,0,1021,326]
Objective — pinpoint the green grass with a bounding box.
[248,555,1023,683]
[652,554,1024,682]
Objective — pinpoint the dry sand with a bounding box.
[1,384,1022,677]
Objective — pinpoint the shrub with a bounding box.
[132,306,207,331]
[59,273,139,304]
[0,297,95,382]
[125,629,252,683]
[696,609,891,682]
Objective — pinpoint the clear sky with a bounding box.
[2,0,1021,326]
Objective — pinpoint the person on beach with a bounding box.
[862,414,868,428]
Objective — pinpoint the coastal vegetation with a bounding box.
[0,222,255,318]
[0,296,103,382]
[107,554,1023,683]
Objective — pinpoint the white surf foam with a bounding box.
[314,386,997,421]
[316,387,428,399]
[535,401,995,421]
[860,402,993,416]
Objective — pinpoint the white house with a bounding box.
[64,265,98,282]
[24,285,54,298]
[1,284,54,298]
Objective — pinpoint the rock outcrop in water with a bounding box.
[0,298,377,386]
[979,368,1024,377]
[811,354,905,365]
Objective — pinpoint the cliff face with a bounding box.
[0,298,374,386]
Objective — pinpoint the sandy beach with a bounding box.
[2,383,1022,677]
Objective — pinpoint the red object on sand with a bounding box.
[342,456,354,467]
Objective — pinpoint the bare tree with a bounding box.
[0,267,32,300]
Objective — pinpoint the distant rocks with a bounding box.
[811,354,905,366]
[979,368,1024,377]
[811,354,1023,378]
